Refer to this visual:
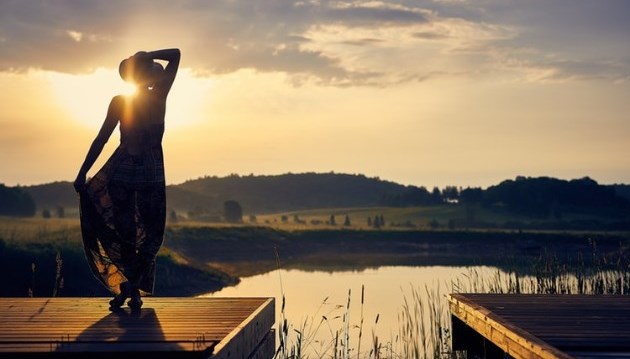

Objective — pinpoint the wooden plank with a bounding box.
[0,297,275,358]
[449,294,574,359]
[247,329,276,359]
[456,294,630,350]
[449,294,630,359]
[212,298,275,359]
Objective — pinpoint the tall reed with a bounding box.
[274,240,629,358]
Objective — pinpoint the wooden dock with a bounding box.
[449,294,630,359]
[0,297,275,358]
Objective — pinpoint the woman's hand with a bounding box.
[73,173,86,193]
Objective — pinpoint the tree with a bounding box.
[442,186,459,202]
[223,200,243,223]
[329,214,336,226]
[380,186,432,207]
[0,184,36,217]
[428,219,439,229]
[169,210,178,223]
[42,209,51,219]
[373,215,381,229]
[481,176,630,218]
[550,201,563,221]
[56,206,65,218]
[344,215,351,226]
[465,205,476,225]
[460,187,483,204]
[431,187,442,204]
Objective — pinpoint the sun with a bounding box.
[47,68,215,129]
[47,68,135,128]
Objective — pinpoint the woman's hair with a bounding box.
[119,58,133,82]
[119,56,163,84]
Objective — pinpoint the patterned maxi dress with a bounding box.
[79,95,166,296]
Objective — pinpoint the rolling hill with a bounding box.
[21,173,416,215]
[171,172,411,214]
[18,174,630,225]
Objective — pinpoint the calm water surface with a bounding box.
[202,265,502,354]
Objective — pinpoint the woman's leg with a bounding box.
[108,181,141,288]
[135,183,166,294]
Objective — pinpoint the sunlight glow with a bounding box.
[46,68,215,129]
[47,69,136,128]
[166,69,217,129]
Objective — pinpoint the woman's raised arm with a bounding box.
[145,48,181,96]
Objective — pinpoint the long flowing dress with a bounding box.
[79,95,166,296]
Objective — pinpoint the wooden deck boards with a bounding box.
[449,294,630,359]
[0,297,275,358]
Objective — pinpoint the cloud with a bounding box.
[179,0,437,85]
[340,38,385,46]
[0,0,628,86]
[0,1,131,72]
[66,31,83,42]
[412,31,449,40]
[528,59,630,83]
[324,1,430,25]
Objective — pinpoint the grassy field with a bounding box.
[0,216,82,242]
[23,201,628,231]
[247,204,628,231]
[0,216,238,297]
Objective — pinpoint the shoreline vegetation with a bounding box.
[275,259,630,359]
[0,217,240,297]
[269,232,630,358]
[1,216,628,297]
[168,225,629,270]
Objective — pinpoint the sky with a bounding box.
[1,0,629,189]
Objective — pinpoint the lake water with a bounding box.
[201,265,504,356]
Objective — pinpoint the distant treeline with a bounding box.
[9,173,630,219]
[0,184,36,216]
[383,176,630,218]
[483,177,628,218]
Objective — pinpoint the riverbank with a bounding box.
[2,218,628,297]
[0,237,238,297]
[165,225,630,277]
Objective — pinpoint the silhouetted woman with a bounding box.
[74,49,180,310]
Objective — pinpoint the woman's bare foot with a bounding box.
[128,286,143,310]
[109,282,130,309]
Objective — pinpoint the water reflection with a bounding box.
[202,265,500,355]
